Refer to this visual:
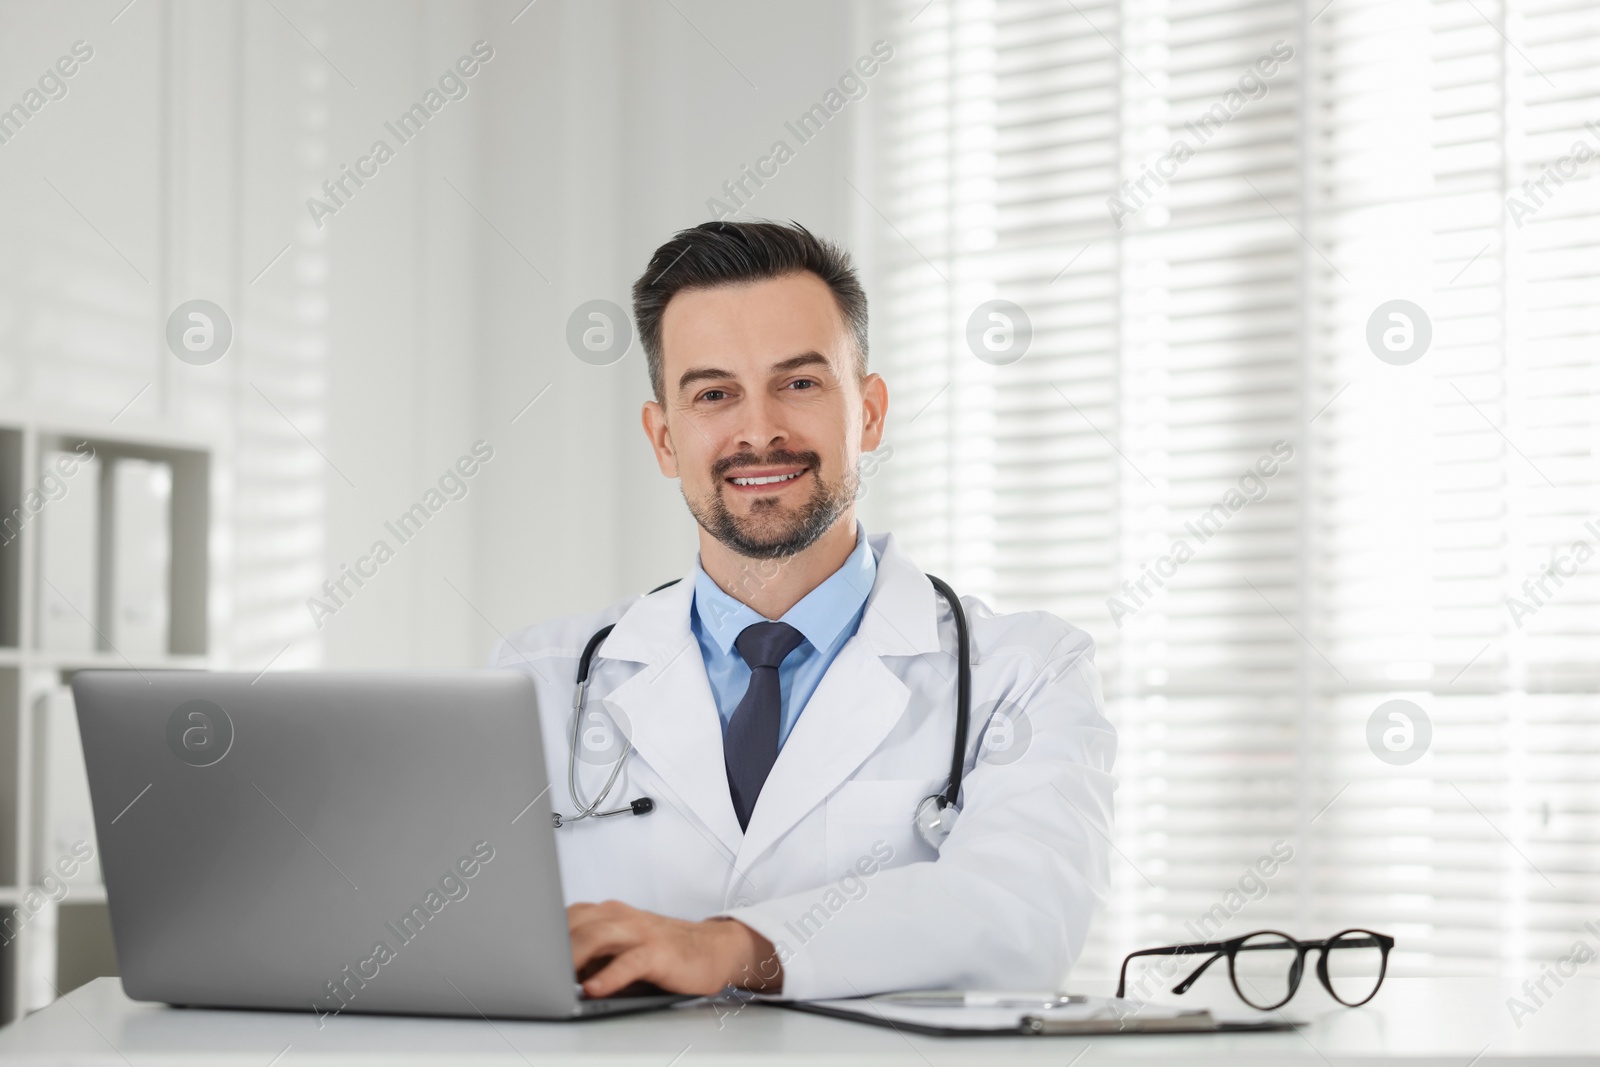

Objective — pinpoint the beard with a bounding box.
[684,448,858,560]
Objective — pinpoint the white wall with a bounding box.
[311,0,489,669]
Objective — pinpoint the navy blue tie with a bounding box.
[724,621,806,832]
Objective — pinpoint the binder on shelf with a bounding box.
[0,428,20,648]
[36,450,100,654]
[33,685,102,886]
[105,458,172,659]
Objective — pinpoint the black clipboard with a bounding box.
[774,998,1300,1036]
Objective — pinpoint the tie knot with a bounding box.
[735,621,806,670]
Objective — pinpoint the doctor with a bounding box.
[493,220,1115,1002]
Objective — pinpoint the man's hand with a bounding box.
[567,900,783,998]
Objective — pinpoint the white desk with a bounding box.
[0,977,1596,1065]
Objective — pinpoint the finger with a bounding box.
[567,899,629,920]
[581,945,661,999]
[575,953,613,983]
[568,910,637,951]
[568,900,643,950]
[569,918,644,974]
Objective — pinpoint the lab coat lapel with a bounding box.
[595,575,744,855]
[735,534,944,870]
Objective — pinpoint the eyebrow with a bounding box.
[676,351,832,393]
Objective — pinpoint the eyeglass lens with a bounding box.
[1323,929,1386,1006]
[1230,931,1301,1009]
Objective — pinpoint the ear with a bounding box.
[641,400,681,478]
[859,372,888,453]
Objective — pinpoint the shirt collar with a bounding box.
[692,523,878,656]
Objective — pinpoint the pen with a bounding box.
[874,992,1087,1009]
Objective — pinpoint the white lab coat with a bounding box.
[490,532,1116,1000]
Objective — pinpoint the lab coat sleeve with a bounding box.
[720,631,1116,1000]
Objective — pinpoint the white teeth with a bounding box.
[731,471,803,486]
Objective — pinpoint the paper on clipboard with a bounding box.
[778,994,1300,1036]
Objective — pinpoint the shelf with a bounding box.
[0,649,205,672]
[31,652,210,672]
[0,415,213,1025]
[0,883,105,905]
[0,408,216,455]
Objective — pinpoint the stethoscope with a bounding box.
[555,573,973,851]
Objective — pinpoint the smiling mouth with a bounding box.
[729,470,805,487]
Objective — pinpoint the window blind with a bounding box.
[869,0,1600,978]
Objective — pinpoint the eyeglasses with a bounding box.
[1116,928,1394,1011]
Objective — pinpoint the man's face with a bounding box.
[641,271,887,560]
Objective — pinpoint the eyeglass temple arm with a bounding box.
[1170,951,1227,995]
[1115,942,1233,998]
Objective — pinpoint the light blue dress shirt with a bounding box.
[691,525,877,748]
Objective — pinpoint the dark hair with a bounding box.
[632,220,869,403]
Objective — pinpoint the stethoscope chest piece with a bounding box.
[914,793,959,849]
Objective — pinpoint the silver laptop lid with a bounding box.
[71,669,579,1019]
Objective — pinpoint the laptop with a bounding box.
[70,669,690,1020]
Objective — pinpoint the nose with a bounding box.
[730,387,788,455]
